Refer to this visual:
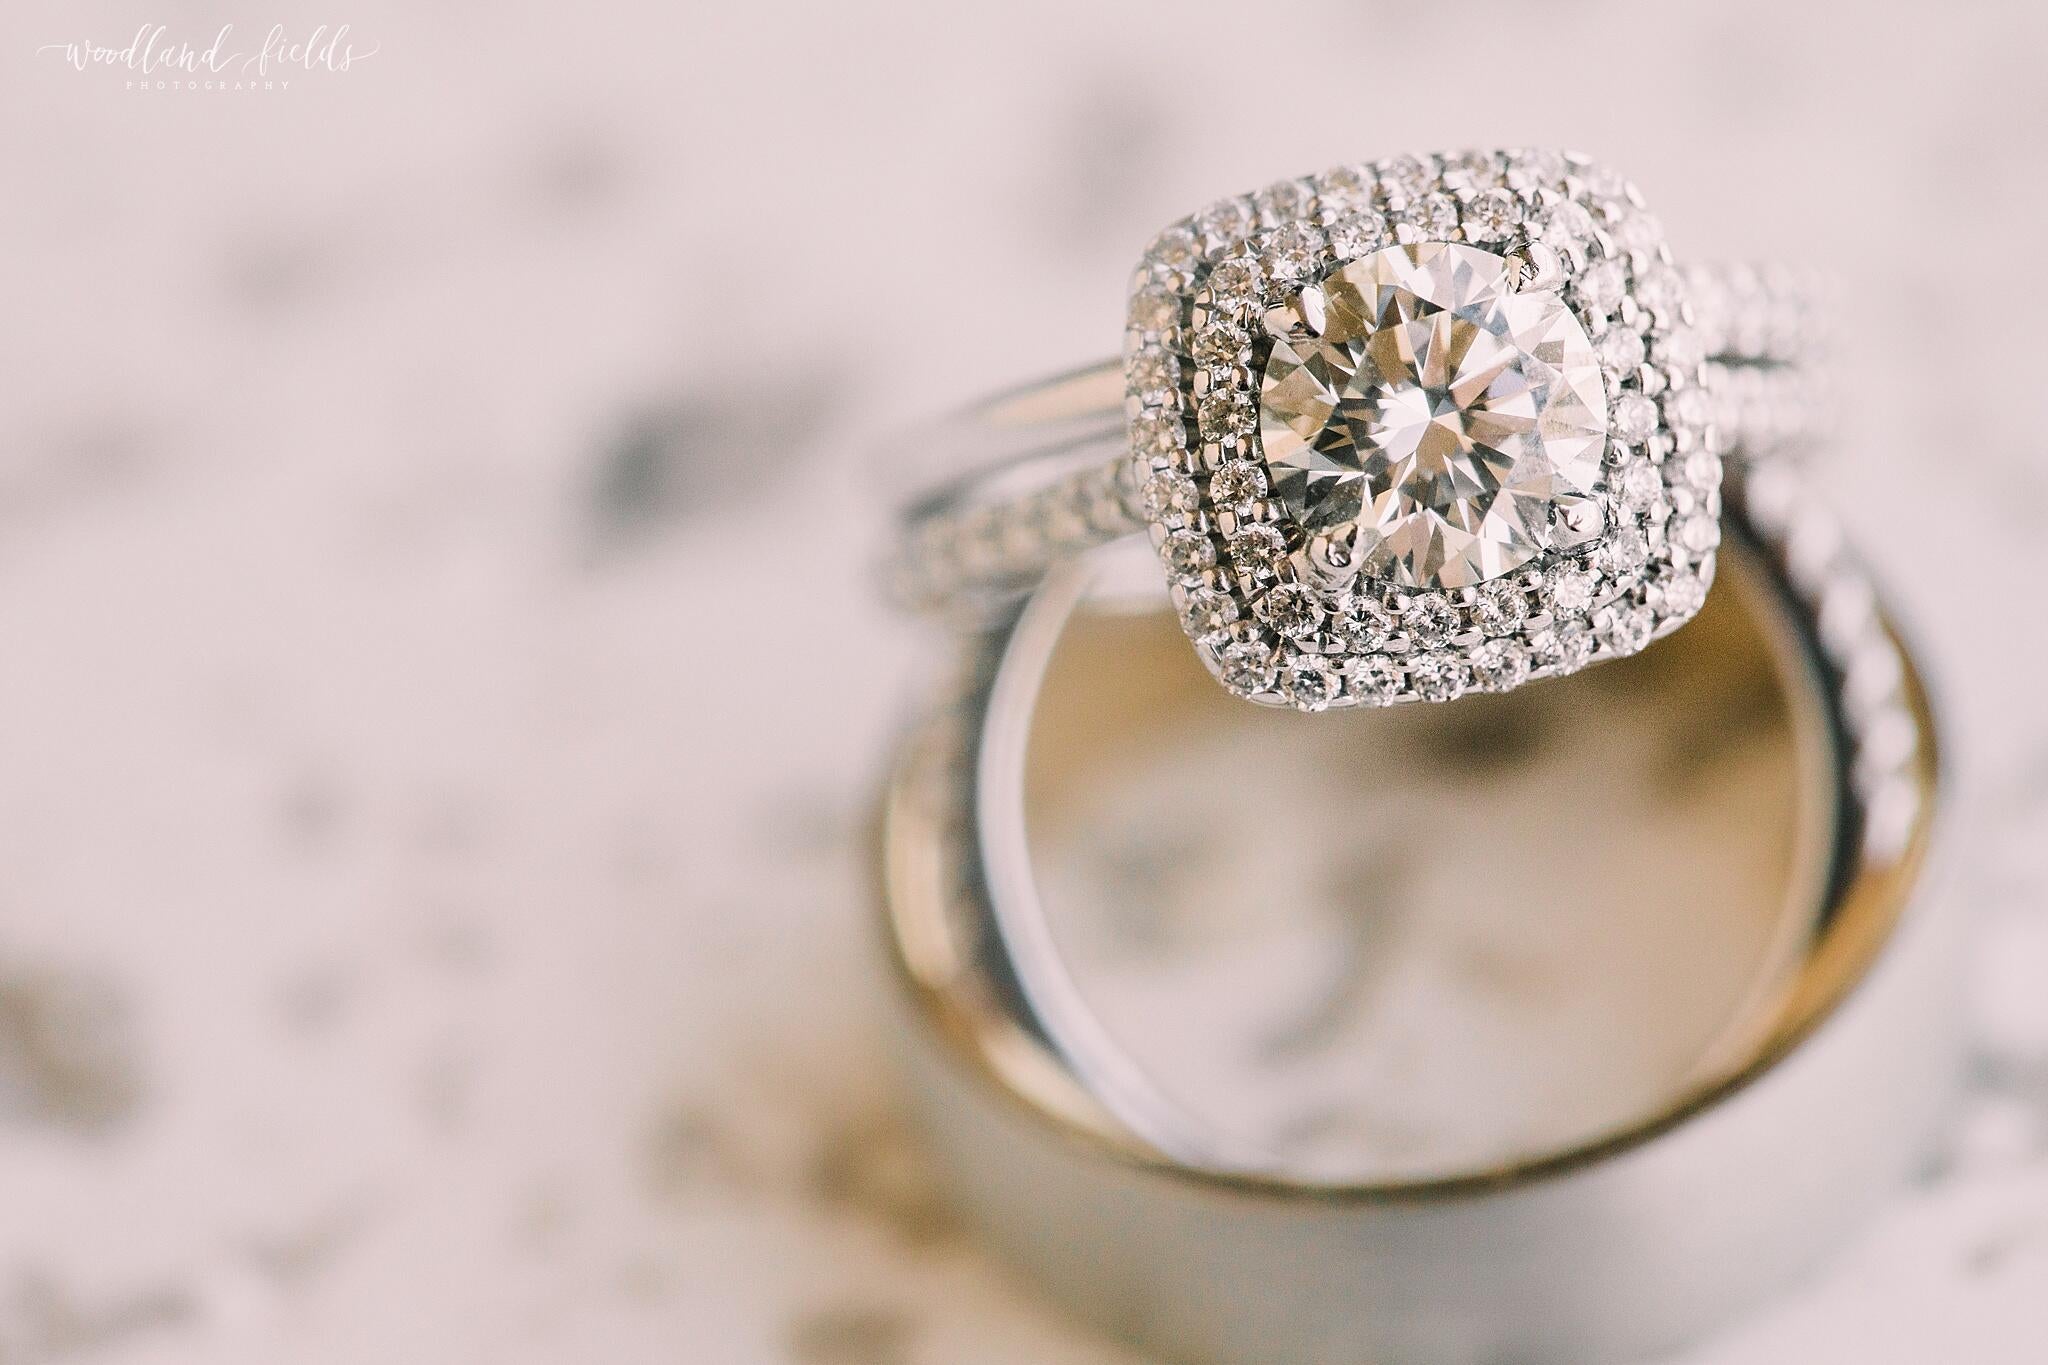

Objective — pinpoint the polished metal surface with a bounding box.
[876,478,1952,1364]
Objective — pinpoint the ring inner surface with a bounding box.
[1020,551,1832,1182]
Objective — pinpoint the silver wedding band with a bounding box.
[874,467,1953,1364]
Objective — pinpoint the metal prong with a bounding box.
[1502,240,1565,293]
[1303,528,1358,586]
[1551,493,1607,548]
[1260,284,1328,342]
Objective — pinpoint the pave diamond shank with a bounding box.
[1258,243,1608,590]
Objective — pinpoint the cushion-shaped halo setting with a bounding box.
[1124,151,1721,711]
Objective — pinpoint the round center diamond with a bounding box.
[1258,242,1608,590]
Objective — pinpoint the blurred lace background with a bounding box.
[1,1,2045,1361]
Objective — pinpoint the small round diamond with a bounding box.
[1658,329,1705,373]
[1612,393,1659,443]
[1346,656,1402,706]
[1128,348,1177,398]
[1331,595,1392,652]
[1192,322,1249,367]
[1162,529,1216,582]
[1670,386,1713,429]
[1545,564,1597,614]
[1257,178,1316,222]
[1601,527,1650,577]
[1401,593,1459,647]
[1617,212,1664,253]
[1152,227,1199,275]
[1470,640,1531,692]
[1180,588,1237,637]
[1410,193,1460,238]
[1658,571,1709,616]
[1207,257,1262,303]
[1317,164,1372,210]
[1472,581,1528,636]
[1130,410,1184,457]
[1618,461,1664,513]
[1678,513,1719,554]
[1260,583,1324,639]
[1598,326,1646,376]
[1326,214,1386,258]
[1440,150,1498,193]
[1141,468,1199,521]
[1635,267,1683,316]
[1541,200,1595,251]
[1411,654,1471,703]
[1380,154,1433,201]
[1462,188,1520,242]
[1681,448,1719,488]
[1533,618,1594,670]
[1260,222,1323,281]
[1209,460,1265,508]
[1280,655,1338,711]
[1228,523,1290,578]
[1196,198,1255,253]
[1577,258,1627,315]
[1197,387,1252,435]
[1130,287,1178,332]
[1509,149,1567,187]
[1602,604,1654,654]
[1217,641,1277,694]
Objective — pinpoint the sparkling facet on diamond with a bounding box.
[1130,410,1184,458]
[1196,198,1255,254]
[1597,326,1646,376]
[1260,222,1323,281]
[1401,593,1460,647]
[1612,393,1658,443]
[1577,258,1627,315]
[1218,641,1277,694]
[1470,639,1530,691]
[1618,461,1664,512]
[1193,322,1250,367]
[1602,604,1655,653]
[1533,618,1594,669]
[1259,243,1609,591]
[1207,257,1262,304]
[1472,581,1528,636]
[1410,654,1471,702]
[1345,656,1402,705]
[1260,583,1324,639]
[1162,529,1216,581]
[1380,155,1433,201]
[1331,594,1392,652]
[1130,287,1178,333]
[1180,588,1238,637]
[1197,387,1252,435]
[1658,570,1709,616]
[1327,214,1387,259]
[1208,459,1265,508]
[1141,468,1199,521]
[1544,563,1597,614]
[1227,523,1290,579]
[1279,655,1338,710]
[1461,188,1520,242]
[1600,526,1649,576]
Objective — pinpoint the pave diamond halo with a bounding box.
[1125,150,1723,710]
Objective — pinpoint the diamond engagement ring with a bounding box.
[894,151,1823,711]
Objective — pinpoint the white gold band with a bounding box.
[875,472,1951,1364]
